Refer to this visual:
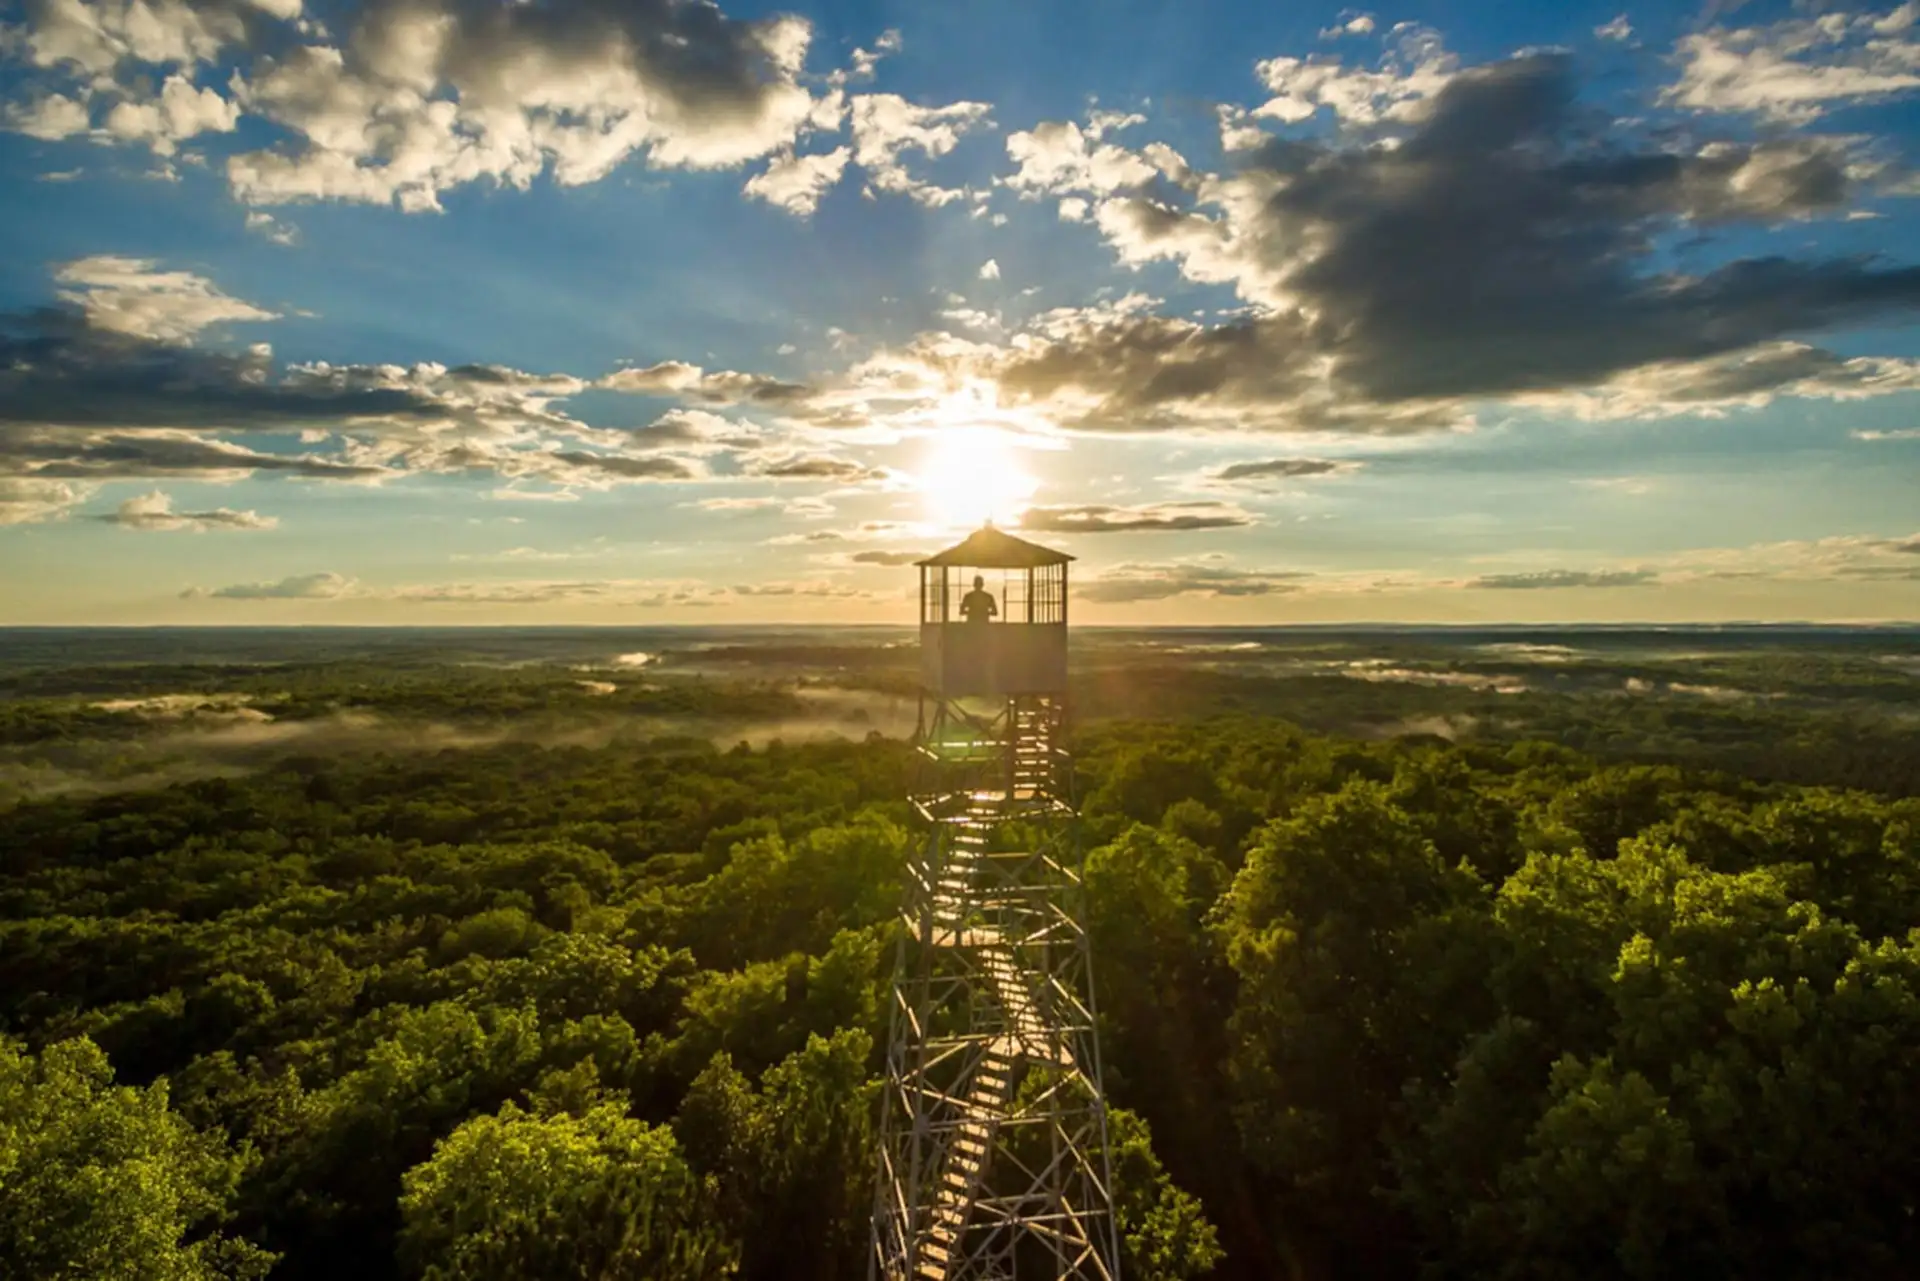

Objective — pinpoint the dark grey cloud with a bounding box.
[201,571,353,599]
[1211,457,1357,481]
[392,581,620,604]
[0,288,684,517]
[748,453,885,481]
[0,309,444,434]
[848,549,926,566]
[201,577,734,606]
[1249,58,1890,408]
[1470,568,1658,590]
[770,519,913,546]
[11,433,387,480]
[339,579,731,606]
[693,372,815,406]
[1835,565,1920,581]
[996,52,1920,431]
[1081,561,1309,603]
[600,363,815,407]
[1019,501,1254,533]
[730,581,869,597]
[97,490,275,530]
[547,451,698,480]
[626,408,759,451]
[6,0,834,208]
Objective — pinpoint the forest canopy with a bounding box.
[2,628,1918,1279]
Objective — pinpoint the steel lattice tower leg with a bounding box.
[872,693,1122,1281]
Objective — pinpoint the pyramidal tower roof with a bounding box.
[918,522,1074,568]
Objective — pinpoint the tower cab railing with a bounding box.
[916,525,1072,699]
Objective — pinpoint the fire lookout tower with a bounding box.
[870,523,1122,1281]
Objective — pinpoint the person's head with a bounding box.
[973,575,984,590]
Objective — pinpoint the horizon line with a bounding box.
[0,621,1917,632]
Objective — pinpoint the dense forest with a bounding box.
[3,632,1920,1278]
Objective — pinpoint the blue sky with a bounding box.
[2,0,1917,623]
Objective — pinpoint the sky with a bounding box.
[2,0,1918,625]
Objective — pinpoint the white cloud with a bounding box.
[1529,343,1920,420]
[101,489,277,530]
[1214,104,1269,152]
[1631,532,1920,586]
[743,145,851,216]
[693,495,782,511]
[483,486,581,503]
[939,305,1001,331]
[2,0,286,160]
[849,92,993,206]
[6,91,91,140]
[597,360,809,408]
[1595,14,1632,43]
[1577,476,1658,497]
[979,258,1000,280]
[728,578,875,599]
[244,209,299,244]
[450,545,594,563]
[1252,24,1456,125]
[0,477,87,525]
[784,496,835,518]
[1319,13,1377,39]
[1003,119,1157,195]
[101,73,238,155]
[1666,4,1920,123]
[16,0,271,78]
[838,27,901,84]
[1084,108,1146,139]
[53,255,278,342]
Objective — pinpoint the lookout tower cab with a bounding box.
[917,524,1072,698]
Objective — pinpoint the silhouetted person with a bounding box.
[959,575,998,623]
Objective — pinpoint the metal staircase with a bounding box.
[872,694,1121,1281]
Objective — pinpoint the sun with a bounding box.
[916,384,1042,530]
[919,424,1038,530]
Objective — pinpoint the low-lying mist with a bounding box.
[0,686,918,808]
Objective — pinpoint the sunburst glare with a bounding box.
[919,424,1038,530]
[914,384,1042,529]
